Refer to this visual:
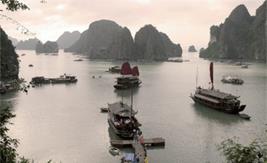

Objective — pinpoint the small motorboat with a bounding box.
[221,76,244,85]
[28,64,34,67]
[108,66,121,73]
[241,65,248,69]
[73,59,83,62]
[239,113,251,120]
[100,107,108,113]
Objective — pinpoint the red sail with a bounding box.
[210,62,214,89]
[120,62,132,75]
[132,66,139,76]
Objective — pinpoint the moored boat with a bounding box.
[114,62,141,90]
[190,62,246,114]
[221,76,244,85]
[31,74,77,85]
[241,64,248,69]
[114,76,142,90]
[50,74,77,84]
[108,102,141,139]
[30,76,51,85]
[108,66,121,73]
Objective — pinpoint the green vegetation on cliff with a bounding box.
[0,28,19,81]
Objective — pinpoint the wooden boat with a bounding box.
[50,75,77,84]
[31,74,77,85]
[30,76,51,84]
[114,62,142,90]
[241,64,248,69]
[221,76,244,85]
[108,102,141,139]
[108,66,121,73]
[190,62,246,114]
[74,59,83,61]
[114,76,142,90]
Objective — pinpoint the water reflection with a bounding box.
[0,91,19,112]
[192,103,245,125]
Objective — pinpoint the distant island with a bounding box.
[200,1,266,62]
[8,36,19,46]
[65,19,182,61]
[57,31,81,49]
[36,41,59,53]
[188,45,197,52]
[15,38,40,50]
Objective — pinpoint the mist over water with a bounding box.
[1,50,266,163]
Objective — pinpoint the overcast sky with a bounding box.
[0,0,265,48]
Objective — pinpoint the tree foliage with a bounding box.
[218,137,267,163]
[0,105,18,162]
[0,105,33,163]
[0,0,29,11]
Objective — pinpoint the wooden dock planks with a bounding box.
[110,137,165,148]
[132,141,145,163]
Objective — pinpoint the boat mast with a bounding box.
[210,62,214,90]
[196,65,199,88]
[130,87,133,119]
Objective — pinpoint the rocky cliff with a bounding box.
[66,20,135,60]
[35,41,59,53]
[16,38,40,50]
[188,45,197,52]
[66,20,182,60]
[159,32,182,58]
[57,31,81,49]
[134,25,166,60]
[0,28,19,81]
[200,2,266,61]
[134,25,182,60]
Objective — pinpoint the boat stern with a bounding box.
[238,105,246,112]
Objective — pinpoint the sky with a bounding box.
[0,0,265,48]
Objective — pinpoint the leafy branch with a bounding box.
[0,0,29,11]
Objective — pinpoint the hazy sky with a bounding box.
[0,0,265,48]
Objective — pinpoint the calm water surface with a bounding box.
[1,50,266,163]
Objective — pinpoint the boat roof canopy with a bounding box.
[108,102,136,117]
[199,88,238,100]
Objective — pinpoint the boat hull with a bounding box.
[191,95,245,114]
[114,82,141,90]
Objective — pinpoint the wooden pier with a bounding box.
[132,141,145,163]
[110,137,165,148]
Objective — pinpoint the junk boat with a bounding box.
[31,74,77,85]
[108,66,121,73]
[190,62,246,114]
[50,74,77,84]
[221,76,244,85]
[114,62,142,90]
[108,102,141,139]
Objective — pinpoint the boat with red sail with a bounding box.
[114,62,142,90]
[190,62,246,114]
